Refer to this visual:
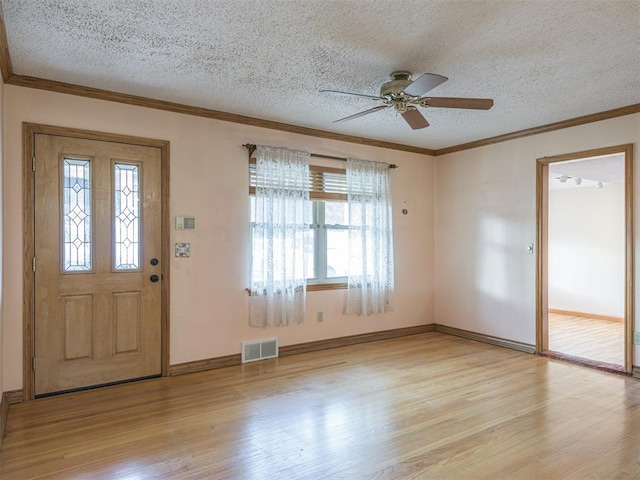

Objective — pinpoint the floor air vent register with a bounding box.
[241,338,278,363]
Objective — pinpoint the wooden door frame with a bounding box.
[23,123,171,400]
[536,144,634,372]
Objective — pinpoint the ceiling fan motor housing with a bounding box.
[379,71,414,97]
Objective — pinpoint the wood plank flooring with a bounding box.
[548,312,624,366]
[2,332,640,479]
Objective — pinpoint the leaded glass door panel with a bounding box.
[34,134,162,395]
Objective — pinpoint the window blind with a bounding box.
[249,159,347,200]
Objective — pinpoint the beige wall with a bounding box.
[2,85,436,391]
[435,114,639,359]
[549,185,625,317]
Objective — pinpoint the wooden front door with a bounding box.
[34,134,163,396]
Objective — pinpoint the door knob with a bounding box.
[150,274,159,282]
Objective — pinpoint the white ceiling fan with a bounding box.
[321,70,494,129]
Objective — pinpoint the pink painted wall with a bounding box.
[0,78,4,394]
[2,85,436,391]
[435,114,640,361]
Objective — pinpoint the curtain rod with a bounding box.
[243,144,398,169]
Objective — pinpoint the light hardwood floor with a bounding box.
[2,332,640,479]
[548,312,624,366]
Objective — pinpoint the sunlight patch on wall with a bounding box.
[475,214,509,302]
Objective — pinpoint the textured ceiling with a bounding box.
[549,153,625,190]
[2,0,640,150]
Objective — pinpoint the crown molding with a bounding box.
[433,104,640,156]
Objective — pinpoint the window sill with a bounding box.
[246,283,347,295]
[307,282,347,292]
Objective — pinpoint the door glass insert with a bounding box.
[114,163,140,270]
[63,158,92,271]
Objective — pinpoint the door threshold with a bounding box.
[35,375,161,399]
[538,350,629,376]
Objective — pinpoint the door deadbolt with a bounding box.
[150,258,159,266]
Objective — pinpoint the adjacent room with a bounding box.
[546,154,627,368]
[0,1,639,478]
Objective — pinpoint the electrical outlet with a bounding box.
[316,311,323,322]
[634,331,640,345]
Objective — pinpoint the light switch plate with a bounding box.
[175,243,190,257]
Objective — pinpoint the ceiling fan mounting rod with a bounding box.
[380,71,414,97]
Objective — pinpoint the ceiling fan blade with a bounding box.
[333,105,390,123]
[403,73,448,97]
[320,90,384,101]
[422,97,494,110]
[401,106,430,130]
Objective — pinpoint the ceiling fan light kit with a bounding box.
[321,70,494,130]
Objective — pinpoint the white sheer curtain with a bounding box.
[250,145,310,327]
[346,158,395,315]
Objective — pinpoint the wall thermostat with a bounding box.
[176,216,196,230]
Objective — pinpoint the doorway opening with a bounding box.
[536,144,634,373]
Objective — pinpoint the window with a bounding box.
[62,157,92,272]
[310,200,349,282]
[249,161,349,288]
[250,199,348,285]
[248,149,395,317]
[249,198,313,285]
[113,163,141,270]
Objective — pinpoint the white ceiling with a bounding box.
[2,0,639,151]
